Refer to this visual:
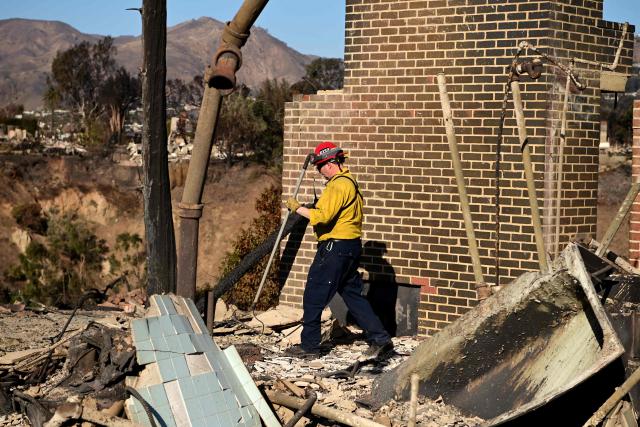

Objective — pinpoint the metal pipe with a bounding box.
[437,73,490,299]
[210,52,240,92]
[176,0,270,299]
[586,238,640,275]
[511,79,550,273]
[408,374,419,427]
[209,0,269,89]
[607,22,628,71]
[283,390,317,427]
[582,363,640,427]
[250,153,313,310]
[266,391,386,427]
[596,181,640,257]
[177,87,222,299]
[176,202,204,300]
[553,63,573,257]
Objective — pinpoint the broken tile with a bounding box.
[136,350,155,365]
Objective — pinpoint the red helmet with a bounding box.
[312,141,344,166]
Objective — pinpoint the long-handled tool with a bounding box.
[510,64,551,273]
[250,152,314,311]
[437,73,491,300]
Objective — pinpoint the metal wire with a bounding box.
[126,386,158,427]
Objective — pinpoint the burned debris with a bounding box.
[1,0,639,426]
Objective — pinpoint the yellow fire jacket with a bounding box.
[309,169,363,241]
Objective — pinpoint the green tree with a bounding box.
[166,75,203,111]
[602,94,635,145]
[108,232,146,288]
[253,79,292,167]
[217,87,267,168]
[100,67,141,144]
[5,211,108,306]
[218,185,282,310]
[46,37,117,143]
[42,82,61,138]
[291,58,345,94]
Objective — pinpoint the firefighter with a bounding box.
[284,141,393,358]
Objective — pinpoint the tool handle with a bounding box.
[303,152,314,170]
[251,152,312,310]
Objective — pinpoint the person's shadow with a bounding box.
[361,241,398,337]
[328,240,399,337]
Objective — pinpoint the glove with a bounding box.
[285,197,301,212]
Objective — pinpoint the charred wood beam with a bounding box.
[142,0,177,295]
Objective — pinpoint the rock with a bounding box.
[10,228,30,254]
[246,305,304,330]
[308,360,323,369]
[336,399,357,412]
[214,299,229,322]
[279,324,302,347]
[373,414,392,426]
[355,408,373,418]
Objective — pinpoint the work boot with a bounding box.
[284,344,324,359]
[362,341,394,360]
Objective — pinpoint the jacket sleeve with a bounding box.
[308,179,352,226]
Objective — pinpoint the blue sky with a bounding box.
[0,1,637,58]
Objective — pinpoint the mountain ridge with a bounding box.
[0,17,314,109]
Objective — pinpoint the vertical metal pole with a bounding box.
[177,88,222,299]
[596,182,640,257]
[437,73,490,299]
[553,63,573,256]
[511,79,550,273]
[408,374,419,427]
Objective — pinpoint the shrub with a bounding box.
[218,184,282,310]
[11,203,48,234]
[4,211,108,306]
[108,232,146,288]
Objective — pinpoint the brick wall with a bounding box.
[631,100,640,265]
[280,0,635,336]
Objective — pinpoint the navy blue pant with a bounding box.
[301,238,391,350]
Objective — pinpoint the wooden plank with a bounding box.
[601,71,629,92]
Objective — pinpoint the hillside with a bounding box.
[0,155,280,295]
[0,17,314,109]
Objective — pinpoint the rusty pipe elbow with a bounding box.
[512,59,544,80]
[209,45,242,93]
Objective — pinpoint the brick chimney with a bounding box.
[280,0,635,336]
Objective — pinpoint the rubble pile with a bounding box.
[0,298,485,427]
[212,303,483,427]
[383,397,483,427]
[0,308,138,427]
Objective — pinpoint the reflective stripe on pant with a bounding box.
[301,239,390,350]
